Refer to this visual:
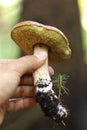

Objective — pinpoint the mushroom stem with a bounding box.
[33,44,52,93]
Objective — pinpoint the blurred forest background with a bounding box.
[0,0,87,130]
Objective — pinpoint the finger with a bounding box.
[20,75,33,85]
[12,55,46,76]
[12,86,35,98]
[0,106,6,124]
[7,98,36,112]
[20,66,54,85]
[48,66,54,76]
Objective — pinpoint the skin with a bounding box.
[0,54,54,123]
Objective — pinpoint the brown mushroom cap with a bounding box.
[11,21,71,63]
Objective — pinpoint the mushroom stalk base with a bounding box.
[33,44,52,93]
[33,44,68,124]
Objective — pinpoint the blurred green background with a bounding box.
[0,0,87,130]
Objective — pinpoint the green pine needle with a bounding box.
[52,74,69,98]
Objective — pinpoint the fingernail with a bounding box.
[34,52,47,59]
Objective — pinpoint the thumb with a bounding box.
[13,54,46,75]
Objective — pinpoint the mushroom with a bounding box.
[11,21,71,123]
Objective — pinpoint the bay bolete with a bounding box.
[11,21,71,123]
[11,21,71,90]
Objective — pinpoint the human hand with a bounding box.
[0,54,54,124]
